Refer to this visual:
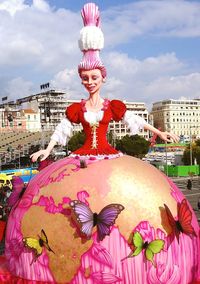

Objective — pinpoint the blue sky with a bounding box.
[0,0,200,109]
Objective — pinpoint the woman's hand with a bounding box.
[30,140,57,162]
[30,149,51,162]
[144,124,180,144]
[157,131,180,143]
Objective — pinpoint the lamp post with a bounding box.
[165,142,168,176]
[111,130,117,148]
[189,126,196,166]
[17,144,22,169]
[190,131,193,166]
[7,146,13,162]
[41,125,45,149]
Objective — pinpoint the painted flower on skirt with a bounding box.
[148,262,181,284]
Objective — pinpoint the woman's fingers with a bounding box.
[167,133,179,143]
[162,132,179,143]
[40,153,49,161]
[30,150,43,162]
[30,150,50,162]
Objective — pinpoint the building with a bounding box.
[151,99,200,138]
[16,90,68,131]
[0,90,150,140]
[0,105,26,132]
[23,109,41,132]
[109,100,149,140]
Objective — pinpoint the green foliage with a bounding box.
[182,140,200,165]
[107,131,113,145]
[116,134,150,158]
[68,131,86,152]
[195,139,200,147]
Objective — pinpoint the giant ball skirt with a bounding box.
[3,155,200,283]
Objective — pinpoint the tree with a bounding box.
[195,139,200,147]
[68,131,86,152]
[116,134,150,158]
[182,140,200,165]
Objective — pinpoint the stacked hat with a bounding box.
[78,3,107,78]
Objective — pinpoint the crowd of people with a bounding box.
[0,176,26,246]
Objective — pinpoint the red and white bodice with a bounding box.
[51,99,147,157]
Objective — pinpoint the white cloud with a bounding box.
[144,73,200,102]
[25,47,200,109]
[0,0,27,16]
[103,0,200,46]
[0,0,200,108]
[50,68,83,99]
[0,0,80,72]
[5,77,34,100]
[32,0,50,12]
[106,52,184,80]
[99,51,200,108]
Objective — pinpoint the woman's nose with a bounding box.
[88,77,93,84]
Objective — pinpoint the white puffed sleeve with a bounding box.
[122,110,147,135]
[51,118,73,146]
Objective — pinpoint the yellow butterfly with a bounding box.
[23,229,55,264]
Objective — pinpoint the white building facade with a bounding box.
[108,100,149,140]
[1,91,150,140]
[23,109,41,132]
[151,99,200,138]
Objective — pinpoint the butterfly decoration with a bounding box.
[164,198,197,243]
[122,231,165,267]
[69,200,124,242]
[23,229,55,264]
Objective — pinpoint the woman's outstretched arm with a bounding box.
[123,111,179,143]
[30,118,73,162]
[30,139,57,162]
[144,123,179,143]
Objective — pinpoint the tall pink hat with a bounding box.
[78,3,107,78]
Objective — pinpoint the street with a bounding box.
[171,176,200,222]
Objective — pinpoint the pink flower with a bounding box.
[77,190,90,205]
[135,221,155,243]
[148,263,181,284]
[18,193,34,209]
[90,243,113,268]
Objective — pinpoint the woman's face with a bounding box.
[80,69,103,95]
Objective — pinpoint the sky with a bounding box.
[0,0,200,109]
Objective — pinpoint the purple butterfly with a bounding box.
[69,200,124,242]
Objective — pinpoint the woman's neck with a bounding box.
[86,93,103,111]
[89,93,101,107]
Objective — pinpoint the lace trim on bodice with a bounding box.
[81,99,110,149]
[81,98,109,113]
[69,152,123,160]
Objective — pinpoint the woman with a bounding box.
[31,74,178,162]
[30,1,178,163]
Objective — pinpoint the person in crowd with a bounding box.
[187,178,192,190]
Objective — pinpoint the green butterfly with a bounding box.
[124,231,165,267]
